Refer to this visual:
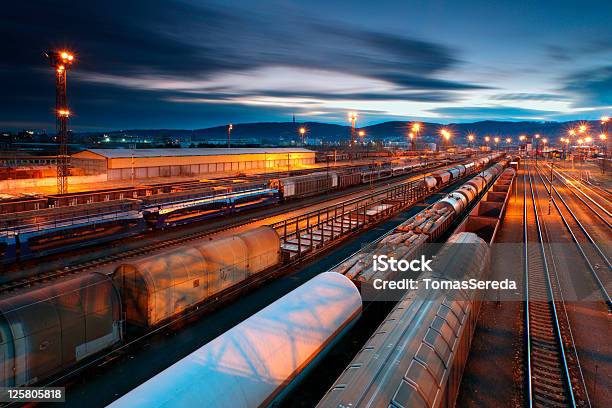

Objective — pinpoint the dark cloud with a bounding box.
[0,0,490,130]
[174,90,462,103]
[562,65,612,107]
[429,106,559,120]
[490,93,570,101]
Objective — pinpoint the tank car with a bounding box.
[108,272,362,408]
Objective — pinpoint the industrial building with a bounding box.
[71,148,316,180]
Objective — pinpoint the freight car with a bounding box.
[274,172,339,199]
[108,272,362,408]
[0,226,281,388]
[112,226,281,327]
[0,272,122,387]
[317,232,490,408]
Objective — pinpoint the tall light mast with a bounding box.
[46,50,75,194]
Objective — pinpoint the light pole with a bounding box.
[484,136,490,150]
[494,137,500,152]
[467,133,475,148]
[601,116,609,174]
[299,127,306,146]
[411,122,421,150]
[348,111,357,146]
[227,123,233,148]
[534,134,540,164]
[505,137,512,152]
[600,133,607,174]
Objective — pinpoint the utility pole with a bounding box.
[46,50,75,194]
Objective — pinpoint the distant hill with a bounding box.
[89,119,603,145]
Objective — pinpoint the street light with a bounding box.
[467,133,475,148]
[484,136,490,149]
[299,127,306,145]
[579,124,587,133]
[494,137,500,151]
[358,130,365,142]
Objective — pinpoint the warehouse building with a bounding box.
[71,148,316,180]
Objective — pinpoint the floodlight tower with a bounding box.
[348,111,358,145]
[46,50,75,194]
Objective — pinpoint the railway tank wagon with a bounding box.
[317,232,490,408]
[108,272,362,408]
[112,226,280,327]
[0,273,122,387]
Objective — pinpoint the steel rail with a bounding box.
[525,163,577,408]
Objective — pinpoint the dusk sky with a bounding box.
[2,0,612,131]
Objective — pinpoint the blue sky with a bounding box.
[2,0,611,131]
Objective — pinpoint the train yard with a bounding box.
[49,156,510,407]
[0,152,609,408]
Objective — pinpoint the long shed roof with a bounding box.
[75,148,314,159]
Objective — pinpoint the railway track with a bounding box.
[555,165,612,203]
[545,164,612,226]
[534,165,612,309]
[524,165,580,407]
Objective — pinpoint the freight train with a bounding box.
[333,160,507,285]
[0,226,281,388]
[1,157,469,262]
[0,155,504,388]
[318,232,491,408]
[316,168,519,408]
